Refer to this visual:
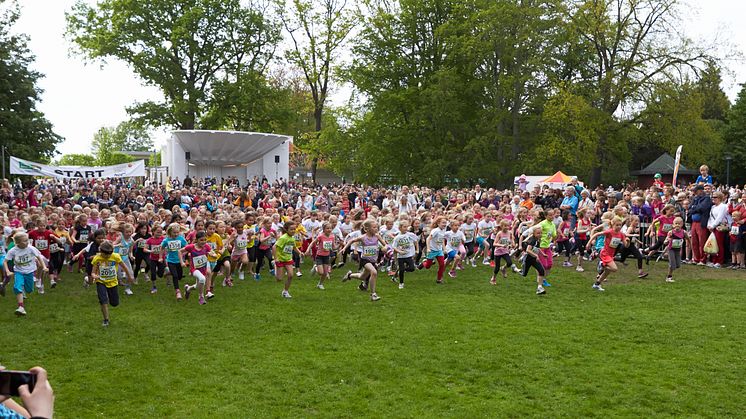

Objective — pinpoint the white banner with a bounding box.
[10,156,146,179]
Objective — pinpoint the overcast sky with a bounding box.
[12,0,746,157]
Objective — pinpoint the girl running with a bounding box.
[418,217,448,284]
[490,220,517,285]
[182,231,212,305]
[160,223,188,300]
[229,221,251,282]
[663,217,691,283]
[305,222,337,290]
[144,225,166,294]
[342,219,387,301]
[521,227,547,295]
[132,222,151,284]
[444,219,465,278]
[91,241,133,327]
[391,220,418,289]
[587,218,628,292]
[273,221,298,299]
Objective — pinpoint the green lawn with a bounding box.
[3,260,746,418]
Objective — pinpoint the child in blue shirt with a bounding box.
[161,223,188,300]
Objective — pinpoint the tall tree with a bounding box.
[278,0,354,182]
[723,84,746,182]
[66,0,280,130]
[0,0,62,171]
[568,0,707,185]
[696,60,730,122]
[58,154,96,166]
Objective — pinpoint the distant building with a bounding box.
[630,152,697,188]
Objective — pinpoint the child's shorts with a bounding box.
[96,282,120,306]
[209,261,218,270]
[426,250,444,260]
[446,250,458,260]
[13,272,34,295]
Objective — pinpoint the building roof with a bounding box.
[630,152,697,176]
[172,130,292,166]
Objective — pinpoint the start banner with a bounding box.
[10,157,146,179]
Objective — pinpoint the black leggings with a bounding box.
[167,262,183,290]
[256,248,273,273]
[133,251,150,279]
[293,250,301,269]
[647,237,666,253]
[493,254,513,274]
[620,244,644,270]
[521,256,545,277]
[49,252,65,275]
[556,240,573,258]
[149,259,165,283]
[397,257,415,284]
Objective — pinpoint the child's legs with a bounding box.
[194,270,207,294]
[149,259,159,283]
[167,262,182,289]
[436,256,445,280]
[365,264,377,293]
[284,265,294,290]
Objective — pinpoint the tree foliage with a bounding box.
[724,84,746,183]
[58,153,96,166]
[0,0,62,169]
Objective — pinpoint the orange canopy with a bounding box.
[541,171,572,184]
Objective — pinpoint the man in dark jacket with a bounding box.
[688,185,712,265]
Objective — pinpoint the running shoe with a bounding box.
[269,269,276,276]
[199,296,206,305]
[542,279,551,287]
[666,276,675,283]
[50,280,57,289]
[489,261,495,268]
[448,270,456,278]
[482,258,490,265]
[592,283,605,292]
[359,281,368,291]
[470,259,477,268]
[102,319,109,327]
[239,271,245,280]
[124,288,134,296]
[536,286,546,295]
[398,283,404,289]
[184,284,192,300]
[175,289,182,301]
[638,272,649,279]
[206,291,215,299]
[342,271,352,282]
[254,273,261,281]
[576,266,585,272]
[15,306,26,316]
[489,277,497,285]
[390,275,398,284]
[296,271,303,277]
[512,266,521,273]
[317,283,325,290]
[282,290,292,299]
[151,287,157,294]
[562,261,573,267]
[370,293,381,301]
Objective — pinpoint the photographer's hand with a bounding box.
[18,367,54,419]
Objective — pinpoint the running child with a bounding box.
[273,221,298,298]
[204,221,223,298]
[91,241,133,326]
[161,223,188,300]
[182,231,212,305]
[342,219,387,301]
[132,222,151,284]
[391,220,419,289]
[587,218,628,292]
[444,219,465,278]
[28,217,61,294]
[72,229,106,288]
[521,227,547,295]
[490,220,518,285]
[305,222,337,290]
[729,211,745,270]
[229,221,250,282]
[663,217,691,283]
[144,225,166,294]
[3,232,47,316]
[418,217,448,284]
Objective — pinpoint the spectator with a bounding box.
[0,366,54,419]
[706,191,730,268]
[689,185,713,265]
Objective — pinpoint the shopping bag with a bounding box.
[703,232,719,254]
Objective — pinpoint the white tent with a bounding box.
[162,130,292,185]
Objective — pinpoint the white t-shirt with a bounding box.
[379,226,400,246]
[478,220,495,238]
[428,227,447,252]
[392,232,418,259]
[7,246,41,274]
[302,219,322,239]
[445,230,466,253]
[346,230,363,252]
[460,223,477,243]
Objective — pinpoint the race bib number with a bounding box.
[610,237,622,248]
[16,254,32,266]
[562,228,569,236]
[193,255,208,268]
[168,241,181,251]
[79,233,89,243]
[671,239,683,249]
[499,238,510,246]
[323,241,333,251]
[35,240,48,251]
[385,235,395,244]
[482,227,493,236]
[731,226,740,236]
[663,224,673,232]
[450,237,461,247]
[151,245,161,253]
[363,246,378,258]
[99,265,116,279]
[50,243,60,253]
[283,244,294,254]
[139,240,147,248]
[464,230,474,241]
[236,239,247,250]
[293,233,303,242]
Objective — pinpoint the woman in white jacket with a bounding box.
[706,191,730,268]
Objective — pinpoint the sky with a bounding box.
[11,0,746,158]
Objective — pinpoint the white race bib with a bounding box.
[193,255,208,268]
[671,239,683,249]
[236,239,247,250]
[731,226,740,236]
[34,240,48,251]
[610,237,622,248]
[323,241,333,251]
[99,265,116,279]
[363,245,378,258]
[283,244,294,254]
[168,241,181,251]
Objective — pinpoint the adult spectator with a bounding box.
[689,185,712,265]
[0,366,54,419]
[706,191,729,268]
[314,187,332,212]
[162,190,181,211]
[183,176,193,187]
[560,186,579,228]
[77,188,95,206]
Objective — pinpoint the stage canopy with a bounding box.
[172,130,290,165]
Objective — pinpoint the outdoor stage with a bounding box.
[161,130,292,185]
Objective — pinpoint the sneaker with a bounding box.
[184,285,192,300]
[310,265,317,275]
[226,279,234,287]
[239,271,245,280]
[269,269,276,277]
[342,271,352,282]
[512,266,521,274]
[84,276,90,288]
[562,261,573,267]
[542,279,551,287]
[448,270,456,278]
[102,319,109,327]
[151,287,157,294]
[296,271,303,277]
[470,259,477,268]
[390,275,398,284]
[15,306,26,316]
[124,288,134,296]
[398,283,404,289]
[713,263,721,269]
[282,290,292,299]
[489,261,495,268]
[175,289,182,301]
[222,278,229,287]
[0,283,5,297]
[50,280,57,289]
[666,276,675,283]
[489,277,497,285]
[370,293,381,301]
[206,292,215,299]
[199,296,206,305]
[436,279,444,284]
[638,272,649,279]
[38,285,44,295]
[536,286,546,295]
[482,258,490,265]
[254,273,261,281]
[576,266,585,272]
[592,283,605,292]
[316,283,325,290]
[358,281,368,291]
[706,262,714,268]
[697,262,705,266]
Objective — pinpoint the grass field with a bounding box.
[3,259,746,418]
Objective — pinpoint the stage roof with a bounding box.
[172,130,292,166]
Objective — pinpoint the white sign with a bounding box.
[10,157,146,179]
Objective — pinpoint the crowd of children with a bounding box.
[1,168,745,326]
